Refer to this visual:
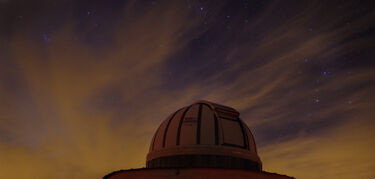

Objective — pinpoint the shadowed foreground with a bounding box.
[104,168,293,179]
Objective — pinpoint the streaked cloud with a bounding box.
[260,119,375,179]
[0,0,373,178]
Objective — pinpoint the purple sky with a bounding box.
[0,0,374,178]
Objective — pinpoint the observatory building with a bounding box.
[104,100,293,179]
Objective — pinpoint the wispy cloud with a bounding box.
[260,119,375,179]
[0,0,373,178]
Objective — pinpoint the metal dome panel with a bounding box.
[164,108,185,148]
[179,104,199,145]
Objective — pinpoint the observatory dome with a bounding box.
[146,100,262,171]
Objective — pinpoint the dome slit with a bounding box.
[198,102,220,145]
[199,103,216,145]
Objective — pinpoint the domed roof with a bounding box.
[146,100,262,171]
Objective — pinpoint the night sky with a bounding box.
[0,0,374,178]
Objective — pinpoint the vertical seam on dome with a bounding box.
[176,106,191,145]
[162,109,181,148]
[196,104,202,144]
[214,114,219,145]
[239,119,250,150]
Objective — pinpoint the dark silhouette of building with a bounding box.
[104,100,293,179]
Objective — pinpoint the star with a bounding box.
[42,34,51,43]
